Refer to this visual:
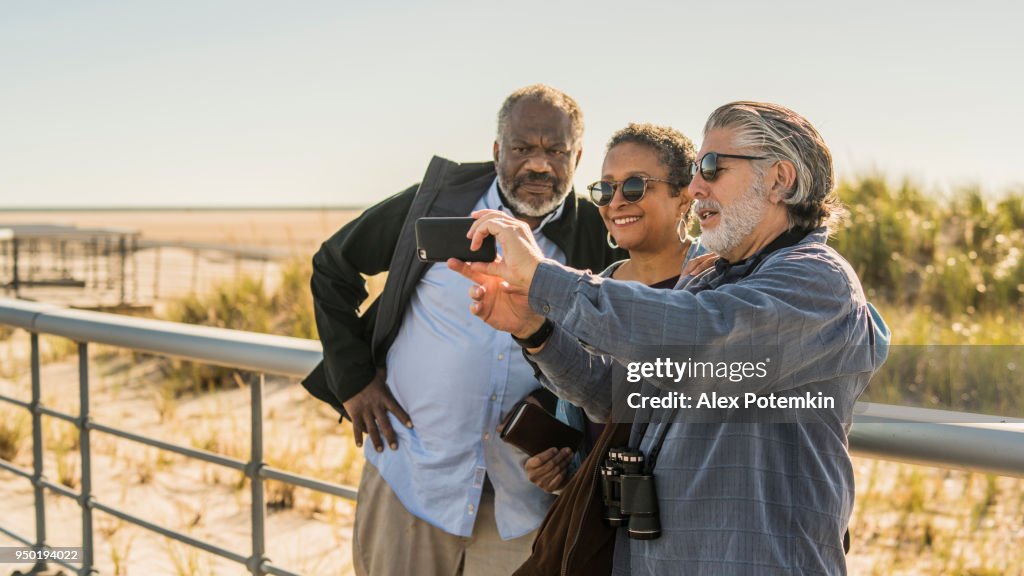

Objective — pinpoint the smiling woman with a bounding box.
[518,123,704,500]
[595,123,698,286]
[598,142,690,265]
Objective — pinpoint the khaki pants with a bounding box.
[353,463,536,576]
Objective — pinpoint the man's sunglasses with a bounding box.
[587,176,676,207]
[690,152,768,182]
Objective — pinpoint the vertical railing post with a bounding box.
[248,373,267,575]
[118,236,127,306]
[11,237,20,298]
[131,235,139,304]
[152,245,162,301]
[78,342,96,574]
[1,238,7,295]
[29,333,48,574]
[89,238,98,291]
[104,237,113,290]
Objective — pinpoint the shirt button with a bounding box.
[483,433,491,440]
[497,354,504,361]
[467,504,475,515]
[542,304,551,313]
[490,394,497,401]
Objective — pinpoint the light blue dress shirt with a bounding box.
[366,178,566,539]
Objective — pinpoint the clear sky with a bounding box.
[2,0,1021,208]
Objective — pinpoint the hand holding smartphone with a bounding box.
[500,400,584,457]
[415,217,497,263]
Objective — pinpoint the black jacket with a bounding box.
[302,156,624,418]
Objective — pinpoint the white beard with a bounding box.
[696,180,770,257]
[498,172,571,218]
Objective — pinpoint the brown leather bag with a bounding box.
[513,421,631,576]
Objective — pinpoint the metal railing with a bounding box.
[1,297,1023,575]
[0,299,353,576]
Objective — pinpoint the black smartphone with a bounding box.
[415,217,497,263]
[499,400,584,456]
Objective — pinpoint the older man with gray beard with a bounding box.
[451,101,890,575]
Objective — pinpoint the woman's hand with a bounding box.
[684,253,719,277]
[524,447,574,493]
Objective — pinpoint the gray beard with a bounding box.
[697,180,770,257]
[498,174,570,218]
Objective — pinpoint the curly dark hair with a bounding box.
[605,123,697,195]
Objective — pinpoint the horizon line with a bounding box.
[0,205,366,212]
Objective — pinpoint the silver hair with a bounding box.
[703,101,845,231]
[496,84,584,146]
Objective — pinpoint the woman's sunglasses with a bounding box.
[587,176,676,207]
[690,152,768,182]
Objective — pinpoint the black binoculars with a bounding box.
[600,447,661,540]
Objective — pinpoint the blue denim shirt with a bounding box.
[555,238,708,474]
[367,178,566,539]
[528,229,890,575]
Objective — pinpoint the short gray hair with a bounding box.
[496,84,584,146]
[704,101,845,231]
[606,123,696,192]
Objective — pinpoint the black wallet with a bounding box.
[499,400,584,457]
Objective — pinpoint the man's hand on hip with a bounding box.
[342,368,412,452]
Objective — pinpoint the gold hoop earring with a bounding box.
[677,201,693,245]
[677,218,689,245]
[607,232,620,250]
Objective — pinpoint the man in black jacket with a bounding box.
[304,85,622,575]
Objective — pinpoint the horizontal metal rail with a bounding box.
[0,298,322,377]
[0,520,81,575]
[2,296,1024,576]
[0,298,352,576]
[90,421,249,472]
[92,500,250,566]
[0,391,30,410]
[261,466,359,501]
[0,525,31,547]
[0,459,32,481]
[850,402,1024,478]
[1,454,303,576]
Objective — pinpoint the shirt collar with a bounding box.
[713,227,813,276]
[687,227,815,294]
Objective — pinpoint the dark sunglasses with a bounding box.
[690,152,768,182]
[587,176,675,206]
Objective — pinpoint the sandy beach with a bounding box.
[0,209,361,256]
